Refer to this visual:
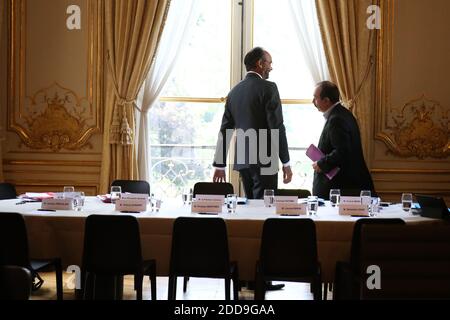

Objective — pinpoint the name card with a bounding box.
[42,198,74,210]
[191,200,223,214]
[121,193,149,204]
[276,203,307,216]
[274,196,298,204]
[340,196,362,205]
[115,199,147,212]
[195,194,225,202]
[339,204,369,216]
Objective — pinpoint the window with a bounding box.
[148,0,325,199]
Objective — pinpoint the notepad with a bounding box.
[305,144,340,180]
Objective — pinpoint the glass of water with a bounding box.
[360,190,372,206]
[401,193,413,213]
[264,189,275,207]
[63,186,75,199]
[182,188,193,205]
[226,194,237,214]
[74,192,85,211]
[329,189,340,207]
[307,196,319,215]
[110,186,122,204]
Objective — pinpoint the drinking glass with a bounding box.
[74,192,85,211]
[110,186,122,204]
[182,188,193,205]
[226,194,237,214]
[307,196,319,215]
[370,197,381,217]
[329,189,340,207]
[263,189,275,207]
[360,190,372,206]
[401,193,413,213]
[63,186,75,199]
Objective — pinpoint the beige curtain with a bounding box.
[0,0,5,182]
[100,0,170,193]
[315,0,376,160]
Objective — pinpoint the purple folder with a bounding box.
[305,144,340,180]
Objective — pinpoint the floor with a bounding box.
[31,272,333,300]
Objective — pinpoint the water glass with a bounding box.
[63,186,75,199]
[110,186,122,204]
[74,192,85,211]
[329,189,340,207]
[263,189,275,207]
[360,190,372,206]
[401,193,413,213]
[226,194,237,214]
[307,196,319,215]
[182,188,193,205]
[370,197,381,217]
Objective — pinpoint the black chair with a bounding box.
[82,215,156,300]
[111,180,150,195]
[255,218,322,300]
[333,218,405,300]
[0,212,63,300]
[168,217,239,300]
[0,265,32,300]
[0,182,17,200]
[275,189,311,198]
[193,182,234,197]
[359,223,450,299]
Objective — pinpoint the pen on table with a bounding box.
[37,209,56,212]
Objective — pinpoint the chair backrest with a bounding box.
[359,223,450,299]
[259,218,318,277]
[193,182,234,197]
[349,218,405,273]
[170,217,230,277]
[0,265,32,300]
[275,189,311,198]
[111,180,150,195]
[0,213,30,267]
[82,215,143,274]
[0,183,17,200]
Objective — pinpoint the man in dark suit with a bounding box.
[212,47,292,199]
[312,81,375,199]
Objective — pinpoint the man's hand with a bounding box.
[282,166,293,184]
[213,169,226,183]
[312,161,322,173]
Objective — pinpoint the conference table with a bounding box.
[0,197,438,284]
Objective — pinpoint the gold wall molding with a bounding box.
[371,168,450,175]
[375,0,450,159]
[3,159,101,167]
[7,0,103,152]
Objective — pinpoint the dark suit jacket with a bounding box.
[213,73,290,172]
[312,104,375,199]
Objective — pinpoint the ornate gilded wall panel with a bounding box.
[7,0,103,151]
[375,0,450,159]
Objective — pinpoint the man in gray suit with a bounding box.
[212,47,293,199]
[312,81,375,199]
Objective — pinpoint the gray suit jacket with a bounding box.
[312,104,375,199]
[213,73,290,172]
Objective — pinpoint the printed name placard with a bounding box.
[121,193,149,204]
[191,200,223,214]
[42,198,74,210]
[340,196,362,205]
[274,196,298,204]
[195,194,225,202]
[339,204,369,216]
[276,203,307,216]
[115,199,147,212]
